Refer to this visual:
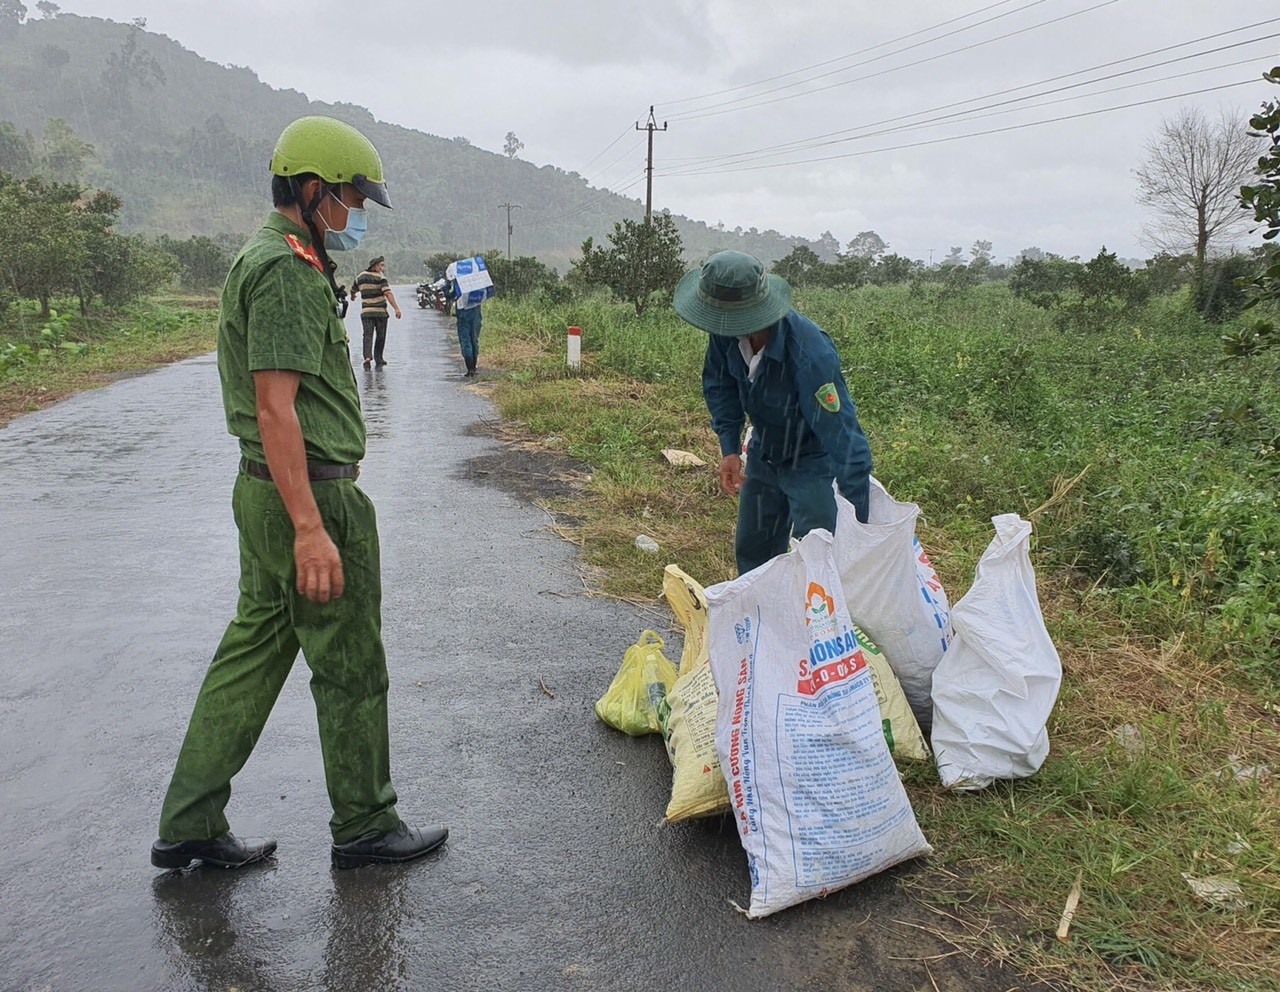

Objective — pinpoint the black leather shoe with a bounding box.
[151,832,277,870]
[331,822,448,869]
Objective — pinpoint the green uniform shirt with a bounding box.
[217,212,366,465]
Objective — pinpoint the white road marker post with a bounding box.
[567,324,581,370]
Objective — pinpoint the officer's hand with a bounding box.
[294,525,345,603]
[719,454,745,496]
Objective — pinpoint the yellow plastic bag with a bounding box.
[658,567,731,821]
[594,630,678,736]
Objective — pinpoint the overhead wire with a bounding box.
[524,169,649,230]
[660,58,1271,176]
[657,78,1261,178]
[654,0,1030,109]
[662,0,1124,123]
[662,27,1280,171]
[570,123,637,175]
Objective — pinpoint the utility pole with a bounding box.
[498,202,522,258]
[635,106,668,224]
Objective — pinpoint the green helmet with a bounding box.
[269,116,392,208]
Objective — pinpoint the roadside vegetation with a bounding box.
[0,298,218,425]
[474,271,1279,991]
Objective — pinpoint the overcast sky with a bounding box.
[59,0,1280,261]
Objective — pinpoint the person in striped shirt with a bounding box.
[351,256,402,367]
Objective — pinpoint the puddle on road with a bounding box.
[456,420,592,509]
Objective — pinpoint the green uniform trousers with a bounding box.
[158,472,402,845]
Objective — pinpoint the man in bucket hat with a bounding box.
[674,250,872,575]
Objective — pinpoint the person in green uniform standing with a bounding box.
[151,116,448,871]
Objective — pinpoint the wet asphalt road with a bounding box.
[0,293,1026,992]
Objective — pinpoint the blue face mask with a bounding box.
[322,192,367,251]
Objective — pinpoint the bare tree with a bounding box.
[1134,107,1262,275]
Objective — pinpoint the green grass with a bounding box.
[479,283,1280,991]
[0,296,219,425]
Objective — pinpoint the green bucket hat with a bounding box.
[673,250,793,336]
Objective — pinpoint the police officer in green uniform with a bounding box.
[152,116,448,870]
[674,250,873,576]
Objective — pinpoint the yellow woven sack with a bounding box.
[659,566,731,821]
[594,630,678,736]
[858,625,931,762]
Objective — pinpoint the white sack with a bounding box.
[446,256,495,310]
[706,529,931,918]
[832,478,953,731]
[930,514,1062,790]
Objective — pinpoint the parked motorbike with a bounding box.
[416,278,451,313]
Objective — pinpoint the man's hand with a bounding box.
[294,522,345,602]
[254,368,346,604]
[393,307,402,319]
[719,454,745,496]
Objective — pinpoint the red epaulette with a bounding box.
[284,233,324,273]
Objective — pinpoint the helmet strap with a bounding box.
[289,177,349,318]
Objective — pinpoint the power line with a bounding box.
[571,123,638,175]
[664,0,1124,124]
[661,27,1280,172]
[523,170,648,230]
[657,78,1261,178]
[579,135,646,190]
[654,0,1029,110]
[661,57,1271,177]
[665,18,1280,164]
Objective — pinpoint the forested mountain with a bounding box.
[0,13,826,277]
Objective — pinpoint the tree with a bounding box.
[487,254,557,298]
[39,118,93,183]
[0,172,89,316]
[1134,107,1262,277]
[0,120,34,176]
[38,43,69,80]
[939,246,965,267]
[35,0,57,17]
[574,213,684,317]
[503,131,524,159]
[872,253,916,285]
[772,244,823,286]
[0,1,27,25]
[1230,65,1280,363]
[1060,247,1149,334]
[156,234,233,290]
[845,230,888,261]
[970,239,994,267]
[102,19,166,118]
[814,230,841,260]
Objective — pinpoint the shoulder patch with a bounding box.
[284,233,324,273]
[816,383,841,413]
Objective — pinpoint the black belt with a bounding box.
[240,457,359,482]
